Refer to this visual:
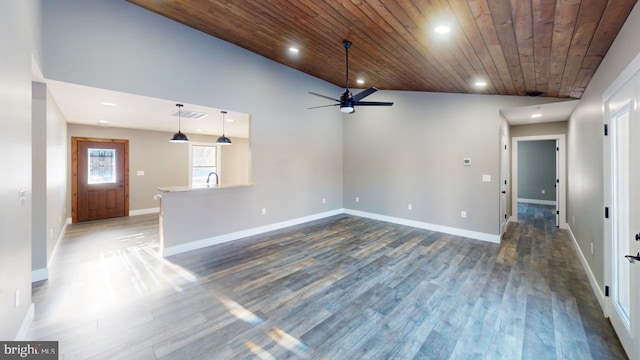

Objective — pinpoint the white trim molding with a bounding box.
[512,134,567,228]
[567,225,605,313]
[517,198,557,206]
[162,209,345,257]
[31,268,48,283]
[130,207,160,216]
[344,209,501,244]
[162,208,501,257]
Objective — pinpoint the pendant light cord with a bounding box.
[177,103,183,132]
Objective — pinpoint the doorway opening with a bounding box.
[511,135,566,228]
[72,137,129,223]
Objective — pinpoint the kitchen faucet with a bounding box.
[206,171,219,187]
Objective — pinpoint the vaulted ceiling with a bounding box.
[128,0,637,99]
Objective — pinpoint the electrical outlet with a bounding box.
[541,189,546,194]
[322,198,326,204]
[461,211,467,218]
[355,197,359,203]
[262,208,267,215]
[408,203,412,210]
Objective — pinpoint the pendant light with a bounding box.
[216,110,232,145]
[170,103,189,142]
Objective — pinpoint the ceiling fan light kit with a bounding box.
[309,40,393,114]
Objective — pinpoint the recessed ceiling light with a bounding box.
[357,79,365,85]
[101,102,116,107]
[289,47,299,53]
[97,120,108,126]
[434,25,451,34]
[474,80,487,87]
[196,129,202,132]
[531,113,542,118]
[226,118,234,123]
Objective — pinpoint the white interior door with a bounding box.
[500,129,508,234]
[555,139,559,227]
[605,72,640,360]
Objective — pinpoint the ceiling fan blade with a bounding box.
[309,92,339,102]
[354,101,394,106]
[308,104,340,109]
[352,87,378,102]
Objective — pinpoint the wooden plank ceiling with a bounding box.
[128,0,637,98]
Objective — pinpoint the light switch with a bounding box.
[463,158,472,166]
[482,175,491,182]
[136,170,145,176]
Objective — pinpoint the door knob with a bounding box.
[501,191,506,194]
[636,233,640,241]
[625,252,640,263]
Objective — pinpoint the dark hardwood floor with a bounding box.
[27,205,627,359]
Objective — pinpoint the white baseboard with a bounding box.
[163,208,503,257]
[162,209,345,257]
[31,268,48,283]
[130,207,160,216]
[567,225,605,313]
[517,198,557,206]
[344,209,501,244]
[15,303,34,340]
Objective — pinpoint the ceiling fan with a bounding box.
[309,40,393,114]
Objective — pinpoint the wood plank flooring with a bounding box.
[27,204,627,359]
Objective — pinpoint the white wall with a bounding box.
[568,3,640,289]
[0,0,39,340]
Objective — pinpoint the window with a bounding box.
[191,144,217,187]
[88,148,116,184]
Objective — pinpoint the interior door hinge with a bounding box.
[604,124,609,136]
[605,285,610,297]
[605,207,609,219]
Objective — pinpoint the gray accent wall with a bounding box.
[343,90,566,235]
[0,0,39,340]
[568,3,640,289]
[517,140,556,201]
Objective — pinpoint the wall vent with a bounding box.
[172,109,209,119]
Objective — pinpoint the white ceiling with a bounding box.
[45,80,250,139]
[501,100,579,126]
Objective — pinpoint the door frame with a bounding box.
[511,134,567,228]
[72,137,129,223]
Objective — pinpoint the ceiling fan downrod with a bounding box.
[344,40,352,91]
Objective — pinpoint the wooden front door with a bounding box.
[72,137,129,222]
